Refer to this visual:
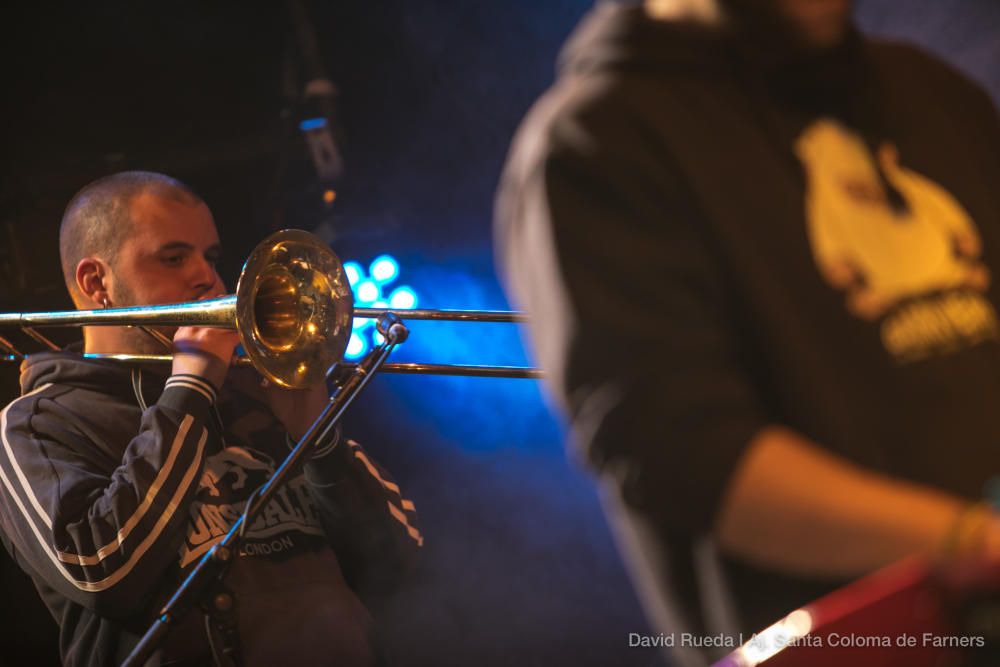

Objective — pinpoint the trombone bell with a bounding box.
[237,229,354,388]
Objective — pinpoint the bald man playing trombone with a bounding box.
[0,171,421,667]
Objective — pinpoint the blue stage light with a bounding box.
[389,286,418,310]
[370,255,399,283]
[362,258,561,450]
[345,332,367,359]
[343,255,428,368]
[355,279,380,304]
[343,262,363,287]
[298,117,327,131]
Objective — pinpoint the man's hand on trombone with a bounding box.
[170,287,239,391]
[171,325,239,391]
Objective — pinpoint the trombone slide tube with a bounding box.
[353,308,528,323]
[0,296,238,328]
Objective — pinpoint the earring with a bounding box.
[101,297,111,309]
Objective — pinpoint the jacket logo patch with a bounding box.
[178,445,324,568]
[199,445,270,496]
[796,119,999,362]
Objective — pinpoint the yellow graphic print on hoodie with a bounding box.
[796,119,998,362]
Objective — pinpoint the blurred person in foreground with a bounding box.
[0,171,422,666]
[496,0,1000,664]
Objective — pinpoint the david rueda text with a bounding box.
[629,633,741,649]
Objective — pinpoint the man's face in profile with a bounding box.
[109,191,225,316]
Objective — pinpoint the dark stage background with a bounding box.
[0,1,998,666]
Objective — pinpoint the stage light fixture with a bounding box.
[370,255,399,283]
[345,332,368,360]
[356,279,380,304]
[389,286,418,310]
[343,262,363,287]
[344,254,417,358]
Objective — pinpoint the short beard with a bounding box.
[108,280,179,355]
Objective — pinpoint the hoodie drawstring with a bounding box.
[131,368,149,412]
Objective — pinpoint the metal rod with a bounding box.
[137,326,175,351]
[0,301,526,327]
[0,296,239,328]
[0,334,23,360]
[353,308,528,323]
[347,362,543,379]
[81,353,244,365]
[75,354,543,379]
[21,328,60,351]
[0,296,535,377]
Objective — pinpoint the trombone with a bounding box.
[0,229,542,385]
[0,228,541,667]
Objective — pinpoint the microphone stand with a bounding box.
[122,314,409,667]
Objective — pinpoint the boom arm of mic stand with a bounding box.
[121,315,409,667]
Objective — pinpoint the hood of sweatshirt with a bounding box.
[559,2,875,125]
[18,346,169,407]
[559,2,906,210]
[559,2,731,78]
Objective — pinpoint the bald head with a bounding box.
[59,171,203,306]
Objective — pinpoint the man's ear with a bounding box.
[76,258,109,308]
